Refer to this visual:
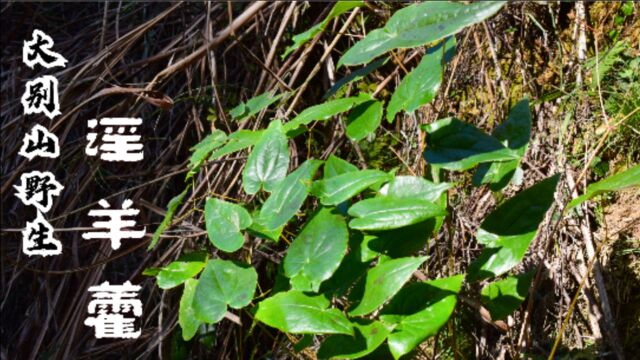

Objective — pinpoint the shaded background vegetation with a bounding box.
[1,1,638,359]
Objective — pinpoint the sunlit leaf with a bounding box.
[204,198,252,252]
[338,1,505,66]
[567,164,640,210]
[345,100,384,141]
[187,130,227,179]
[242,120,290,194]
[283,94,373,136]
[311,169,391,206]
[229,91,282,122]
[255,290,353,335]
[258,159,323,230]
[179,278,201,341]
[348,197,446,231]
[149,186,190,250]
[379,175,453,202]
[349,256,426,316]
[386,37,456,123]
[209,129,264,161]
[247,215,284,242]
[323,154,358,179]
[157,251,208,289]
[282,1,363,59]
[193,259,257,324]
[284,207,348,292]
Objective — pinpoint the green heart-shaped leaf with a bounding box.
[346,100,384,141]
[284,207,348,292]
[193,259,257,324]
[242,120,289,194]
[204,198,252,253]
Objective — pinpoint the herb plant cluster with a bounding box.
[149,2,640,358]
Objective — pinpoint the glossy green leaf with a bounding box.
[157,251,208,289]
[473,99,531,190]
[311,169,391,206]
[349,256,426,316]
[209,129,264,161]
[324,58,388,99]
[468,175,559,281]
[323,154,358,179]
[567,164,640,210]
[348,197,446,231]
[283,94,373,136]
[284,207,349,292]
[379,175,453,202]
[229,91,282,122]
[338,1,505,66]
[282,1,363,59]
[255,290,353,335]
[481,271,534,320]
[149,186,190,250]
[318,319,395,359]
[386,37,456,123]
[204,198,252,253]
[380,275,464,359]
[423,117,518,170]
[193,259,257,324]
[187,130,227,179]
[371,176,449,256]
[242,120,290,194]
[179,278,201,341]
[346,100,384,141]
[258,159,323,230]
